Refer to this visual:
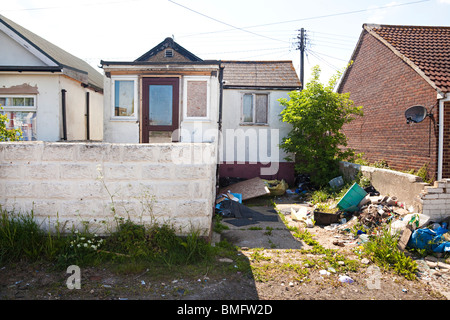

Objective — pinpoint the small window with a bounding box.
[165,49,173,58]
[241,93,268,124]
[0,95,37,141]
[112,78,137,119]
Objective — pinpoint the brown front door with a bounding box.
[142,77,179,143]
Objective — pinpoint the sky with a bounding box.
[2,0,450,84]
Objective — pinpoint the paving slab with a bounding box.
[219,205,304,249]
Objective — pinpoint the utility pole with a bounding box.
[297,28,306,90]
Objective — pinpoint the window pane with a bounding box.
[255,94,268,123]
[12,98,24,106]
[1,111,36,141]
[114,80,135,117]
[149,85,173,126]
[243,94,253,122]
[0,98,6,107]
[25,98,34,106]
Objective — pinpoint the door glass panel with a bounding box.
[149,85,173,126]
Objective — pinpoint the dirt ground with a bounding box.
[1,216,448,302]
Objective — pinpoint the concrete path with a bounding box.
[218,205,305,249]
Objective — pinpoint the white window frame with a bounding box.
[0,95,37,112]
[0,94,38,141]
[240,92,269,125]
[111,75,138,121]
[182,76,211,122]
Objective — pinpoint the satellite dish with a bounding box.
[405,105,428,124]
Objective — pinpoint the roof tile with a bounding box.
[369,24,450,93]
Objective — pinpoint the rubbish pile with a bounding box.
[316,181,450,254]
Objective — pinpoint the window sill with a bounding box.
[239,123,269,126]
[183,118,211,123]
[109,117,138,122]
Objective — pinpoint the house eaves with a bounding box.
[0,14,103,92]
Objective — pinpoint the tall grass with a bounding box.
[0,206,216,269]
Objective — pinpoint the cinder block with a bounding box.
[77,143,111,162]
[3,142,43,161]
[424,186,444,194]
[141,164,174,180]
[4,181,34,198]
[75,181,108,200]
[174,165,210,180]
[35,181,75,199]
[25,163,60,180]
[42,143,76,161]
[422,193,439,200]
[153,181,192,200]
[103,163,141,180]
[121,144,156,162]
[0,163,24,179]
[60,163,98,180]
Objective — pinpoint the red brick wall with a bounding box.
[338,30,439,180]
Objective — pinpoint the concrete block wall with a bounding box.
[339,161,430,212]
[418,179,450,222]
[0,141,217,237]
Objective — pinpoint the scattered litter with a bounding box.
[339,275,354,284]
[218,177,270,201]
[319,270,330,276]
[264,179,288,196]
[329,176,344,189]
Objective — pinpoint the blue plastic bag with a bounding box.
[407,228,450,253]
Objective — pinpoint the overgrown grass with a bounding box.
[0,207,237,274]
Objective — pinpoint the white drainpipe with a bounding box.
[438,93,450,181]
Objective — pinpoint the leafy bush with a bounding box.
[279,65,363,187]
[0,108,22,141]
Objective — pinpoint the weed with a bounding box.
[363,226,418,280]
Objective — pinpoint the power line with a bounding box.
[3,0,145,11]
[168,0,290,44]
[177,0,430,39]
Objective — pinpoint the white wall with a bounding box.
[61,76,103,141]
[220,89,293,164]
[0,73,103,142]
[103,74,221,144]
[102,76,140,143]
[0,141,217,237]
[0,73,61,141]
[0,30,47,66]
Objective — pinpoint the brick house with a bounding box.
[338,24,450,181]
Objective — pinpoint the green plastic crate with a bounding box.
[337,182,367,212]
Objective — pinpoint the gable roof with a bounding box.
[135,37,203,62]
[0,14,103,91]
[344,23,450,95]
[222,61,301,90]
